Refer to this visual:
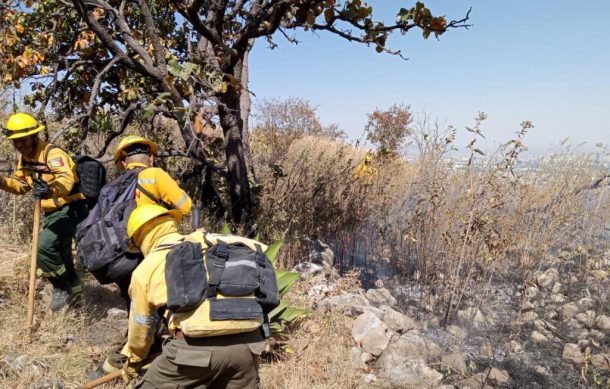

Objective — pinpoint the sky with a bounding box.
[249,1,610,153]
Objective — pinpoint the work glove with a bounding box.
[32,178,52,199]
[121,360,142,383]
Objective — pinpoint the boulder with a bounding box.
[561,303,578,320]
[352,312,386,344]
[591,354,610,370]
[506,340,523,357]
[447,324,467,340]
[441,352,467,375]
[522,310,538,323]
[317,293,369,313]
[535,268,559,290]
[488,367,510,385]
[349,304,385,319]
[106,308,128,319]
[306,238,334,268]
[575,311,596,327]
[562,343,583,364]
[350,346,367,370]
[457,307,487,329]
[531,330,548,342]
[361,330,390,356]
[365,288,396,307]
[382,307,417,333]
[595,314,610,331]
[306,283,334,300]
[377,355,443,388]
[480,340,494,359]
[293,261,324,276]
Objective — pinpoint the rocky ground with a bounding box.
[295,244,610,388]
[0,241,608,388]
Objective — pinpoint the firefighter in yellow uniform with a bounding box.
[113,135,192,220]
[352,152,378,185]
[121,204,265,388]
[0,113,88,311]
[87,135,195,380]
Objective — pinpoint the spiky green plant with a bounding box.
[265,240,308,335]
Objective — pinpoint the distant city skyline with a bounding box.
[249,1,610,152]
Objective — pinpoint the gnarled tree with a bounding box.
[1,0,470,225]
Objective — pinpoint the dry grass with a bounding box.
[259,312,362,389]
[0,241,124,389]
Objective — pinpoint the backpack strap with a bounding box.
[207,240,229,299]
[134,167,176,210]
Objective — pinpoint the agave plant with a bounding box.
[265,240,308,336]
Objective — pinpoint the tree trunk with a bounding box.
[218,60,252,225]
[240,40,254,167]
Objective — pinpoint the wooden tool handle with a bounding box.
[26,199,41,339]
[79,370,123,389]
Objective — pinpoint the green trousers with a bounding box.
[137,331,265,389]
[37,200,88,295]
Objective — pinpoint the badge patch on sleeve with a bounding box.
[49,157,64,168]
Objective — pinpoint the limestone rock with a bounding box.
[442,352,467,375]
[382,307,417,333]
[562,343,583,364]
[488,367,510,385]
[106,308,128,319]
[480,340,494,358]
[591,354,610,370]
[535,268,559,290]
[377,355,443,388]
[457,307,487,329]
[352,312,386,344]
[292,261,324,276]
[317,293,368,313]
[561,303,578,320]
[506,340,523,357]
[361,328,390,356]
[447,324,467,340]
[307,239,334,268]
[365,288,397,307]
[349,304,385,320]
[521,301,535,311]
[350,346,367,370]
[531,330,548,342]
[522,310,538,323]
[595,314,610,331]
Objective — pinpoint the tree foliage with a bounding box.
[0,0,470,225]
[365,103,413,156]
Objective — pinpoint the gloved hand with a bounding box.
[121,360,142,383]
[32,178,52,199]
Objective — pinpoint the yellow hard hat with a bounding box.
[113,135,158,163]
[3,113,45,139]
[127,204,170,239]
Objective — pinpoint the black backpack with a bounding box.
[164,235,280,336]
[43,146,106,206]
[74,155,106,205]
[75,167,156,284]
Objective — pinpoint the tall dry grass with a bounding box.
[254,114,610,323]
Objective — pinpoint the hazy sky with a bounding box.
[249,1,610,152]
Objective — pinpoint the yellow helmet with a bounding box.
[364,153,373,162]
[127,204,170,239]
[3,113,45,139]
[113,135,158,163]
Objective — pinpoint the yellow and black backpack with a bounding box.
[164,233,280,338]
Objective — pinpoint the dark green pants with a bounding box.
[137,331,265,389]
[37,201,88,295]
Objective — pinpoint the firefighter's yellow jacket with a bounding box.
[121,219,267,365]
[0,139,84,213]
[352,162,378,185]
[126,162,192,220]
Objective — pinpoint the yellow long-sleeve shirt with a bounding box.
[121,224,267,364]
[127,162,192,221]
[0,139,84,213]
